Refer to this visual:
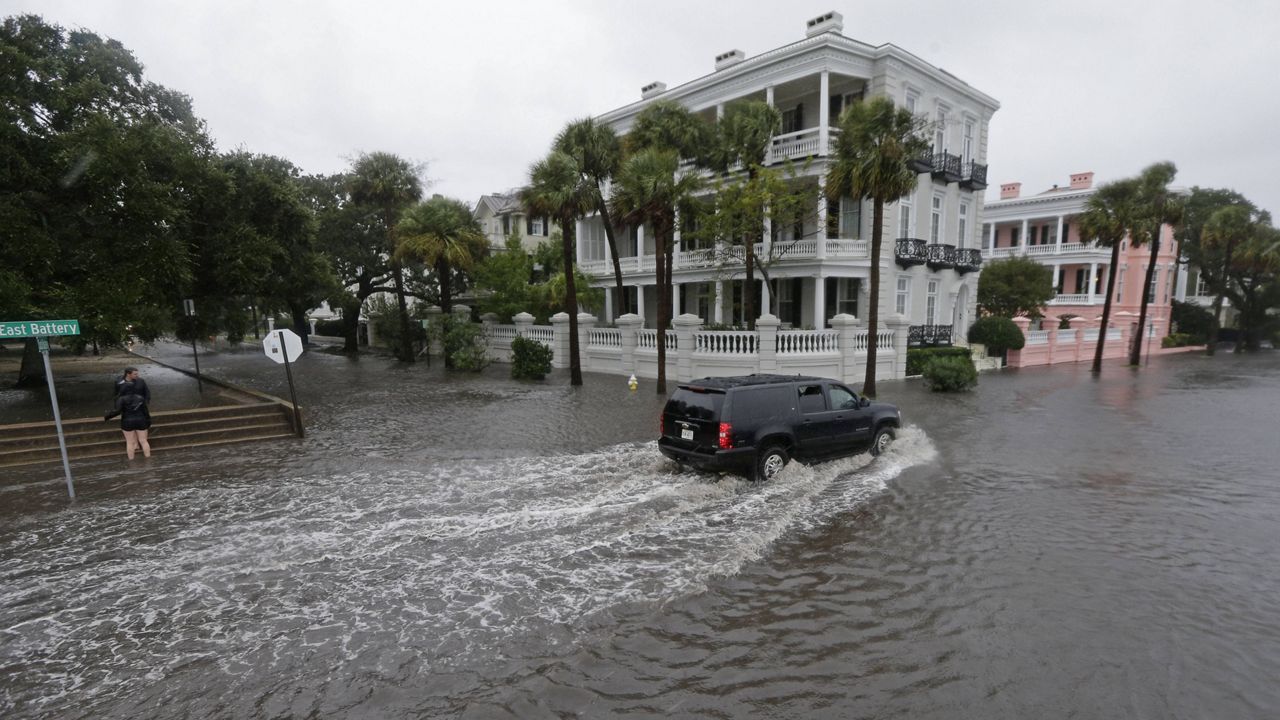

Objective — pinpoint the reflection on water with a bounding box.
[3,344,1279,718]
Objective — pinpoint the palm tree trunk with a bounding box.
[437,259,452,314]
[1092,242,1123,372]
[655,218,669,395]
[1207,242,1234,357]
[863,200,884,397]
[599,202,627,316]
[563,219,583,386]
[1130,217,1163,365]
[392,261,415,363]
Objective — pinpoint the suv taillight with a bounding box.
[718,422,732,449]
[659,412,665,436]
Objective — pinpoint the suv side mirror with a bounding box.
[860,397,871,408]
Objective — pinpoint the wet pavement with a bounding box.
[2,341,1279,718]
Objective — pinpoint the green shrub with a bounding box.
[906,346,973,376]
[511,335,553,380]
[435,315,489,371]
[1171,300,1213,344]
[923,355,978,392]
[314,318,345,337]
[968,316,1026,353]
[1162,332,1198,348]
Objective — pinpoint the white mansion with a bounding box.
[576,12,999,344]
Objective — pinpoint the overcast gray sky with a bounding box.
[10,1,1280,214]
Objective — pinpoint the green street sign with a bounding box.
[0,319,81,338]
[36,337,49,351]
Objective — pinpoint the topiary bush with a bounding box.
[314,319,345,337]
[1162,332,1198,348]
[906,346,973,376]
[968,316,1026,354]
[923,354,978,392]
[511,335,553,380]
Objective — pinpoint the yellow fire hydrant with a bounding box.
[628,373,638,392]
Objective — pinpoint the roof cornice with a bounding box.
[597,32,1000,124]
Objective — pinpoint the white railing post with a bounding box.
[1069,316,1087,362]
[673,313,702,382]
[424,305,442,357]
[616,313,642,375]
[1042,314,1059,362]
[550,312,570,369]
[829,313,860,385]
[887,316,911,380]
[513,311,534,337]
[577,312,597,372]
[756,313,780,374]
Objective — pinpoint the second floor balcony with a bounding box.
[955,248,983,273]
[987,241,1111,260]
[931,152,963,183]
[578,236,871,277]
[926,243,957,270]
[961,161,987,190]
[895,238,927,267]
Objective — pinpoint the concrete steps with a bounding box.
[0,402,297,471]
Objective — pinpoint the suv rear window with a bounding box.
[667,388,725,420]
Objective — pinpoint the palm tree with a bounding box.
[1129,162,1182,365]
[396,195,490,315]
[611,147,702,394]
[1078,178,1141,372]
[1201,205,1253,356]
[522,151,595,386]
[827,96,929,397]
[349,152,423,362]
[554,118,628,315]
[714,101,782,329]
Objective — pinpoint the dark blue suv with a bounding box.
[658,374,901,480]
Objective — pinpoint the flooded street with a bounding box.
[3,345,1279,718]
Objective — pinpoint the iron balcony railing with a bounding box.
[908,324,954,347]
[926,243,957,269]
[955,247,983,273]
[932,152,963,183]
[910,148,934,174]
[895,238,927,267]
[961,161,988,190]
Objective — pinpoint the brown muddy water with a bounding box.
[2,342,1279,718]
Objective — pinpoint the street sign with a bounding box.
[263,328,304,365]
[183,299,196,317]
[0,319,81,338]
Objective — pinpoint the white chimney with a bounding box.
[641,81,667,100]
[715,49,745,71]
[805,11,844,37]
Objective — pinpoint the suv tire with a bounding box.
[755,445,789,481]
[870,426,895,457]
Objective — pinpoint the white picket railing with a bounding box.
[524,327,554,345]
[637,329,677,350]
[589,328,621,348]
[1026,330,1050,345]
[487,325,518,343]
[766,128,821,163]
[1058,329,1077,343]
[776,330,839,354]
[694,330,758,355]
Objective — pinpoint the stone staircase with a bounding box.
[0,402,298,472]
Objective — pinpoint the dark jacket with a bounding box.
[106,381,150,427]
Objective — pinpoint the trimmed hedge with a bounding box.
[968,316,1026,354]
[314,319,345,337]
[511,335,553,380]
[923,354,978,392]
[1162,332,1199,348]
[906,346,972,376]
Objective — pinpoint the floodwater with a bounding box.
[3,343,1279,718]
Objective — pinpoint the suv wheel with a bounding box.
[870,426,895,456]
[755,445,789,481]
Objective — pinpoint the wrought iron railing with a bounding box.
[910,148,934,174]
[895,238,927,267]
[907,324,954,347]
[961,161,988,190]
[955,248,983,273]
[926,243,957,269]
[932,152,962,182]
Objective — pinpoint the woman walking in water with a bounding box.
[106,367,152,459]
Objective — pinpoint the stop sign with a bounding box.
[263,329,304,364]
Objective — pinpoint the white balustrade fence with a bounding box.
[1026,330,1050,345]
[777,330,838,355]
[589,328,621,349]
[695,331,758,355]
[637,329,677,351]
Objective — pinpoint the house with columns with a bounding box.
[575,11,999,344]
[982,171,1180,338]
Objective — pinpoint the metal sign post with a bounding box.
[2,319,82,500]
[263,329,305,437]
[183,299,203,394]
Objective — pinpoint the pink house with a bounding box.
[983,172,1181,366]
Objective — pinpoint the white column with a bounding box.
[716,103,724,120]
[988,222,997,250]
[714,281,724,324]
[813,276,826,329]
[604,286,613,322]
[761,279,771,318]
[575,219,584,263]
[1088,263,1098,304]
[765,86,774,107]
[1051,264,1061,293]
[672,283,681,319]
[672,208,681,271]
[1055,214,1065,253]
[636,284,646,322]
[819,70,830,156]
[1019,219,1028,252]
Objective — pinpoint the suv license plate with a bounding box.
[681,428,694,440]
